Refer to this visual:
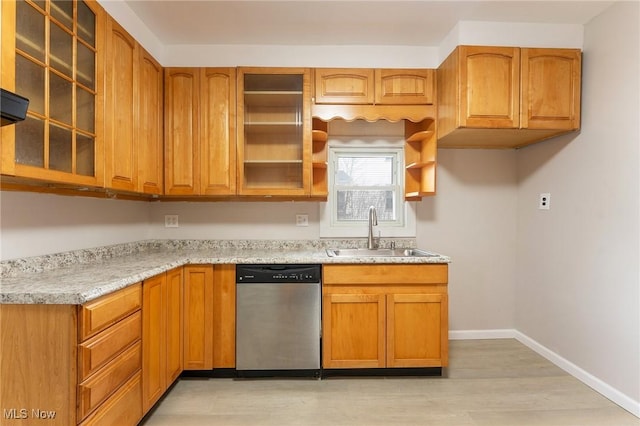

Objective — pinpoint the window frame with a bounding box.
[319,141,417,239]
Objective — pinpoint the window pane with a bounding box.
[337,190,396,221]
[76,132,94,176]
[50,23,73,77]
[49,123,72,172]
[77,1,96,47]
[16,55,45,115]
[77,41,95,89]
[50,0,73,30]
[76,86,94,132]
[337,156,393,186]
[49,71,73,124]
[15,116,45,167]
[16,0,46,62]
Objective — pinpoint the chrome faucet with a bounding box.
[367,206,378,249]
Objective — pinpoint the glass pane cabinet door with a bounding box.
[239,69,311,196]
[9,0,100,183]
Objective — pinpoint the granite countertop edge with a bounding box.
[0,240,451,305]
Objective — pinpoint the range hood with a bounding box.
[1,88,29,126]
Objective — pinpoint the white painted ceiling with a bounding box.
[123,0,614,46]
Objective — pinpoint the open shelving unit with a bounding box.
[237,70,311,196]
[404,119,437,199]
[311,118,328,198]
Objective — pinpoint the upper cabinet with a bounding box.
[437,45,581,148]
[104,17,137,192]
[137,47,164,195]
[237,67,312,197]
[314,68,434,105]
[104,18,164,195]
[164,67,236,196]
[1,0,105,186]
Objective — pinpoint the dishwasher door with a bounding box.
[236,279,321,374]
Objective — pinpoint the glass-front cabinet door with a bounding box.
[0,0,104,186]
[237,68,312,196]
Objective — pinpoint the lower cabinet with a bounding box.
[182,264,236,370]
[142,267,183,411]
[322,264,448,369]
[0,264,238,424]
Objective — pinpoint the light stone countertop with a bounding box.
[0,240,450,305]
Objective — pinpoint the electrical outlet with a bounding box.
[296,214,309,227]
[538,193,551,210]
[164,215,179,227]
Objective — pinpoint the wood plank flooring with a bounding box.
[140,339,639,425]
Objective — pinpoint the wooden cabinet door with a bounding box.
[521,48,581,130]
[212,264,236,368]
[164,68,200,195]
[183,265,214,369]
[200,68,237,195]
[314,68,374,104]
[386,293,448,368]
[142,273,166,411]
[459,46,520,129]
[322,293,385,368]
[138,48,164,195]
[105,17,137,191]
[375,69,434,105]
[165,267,183,382]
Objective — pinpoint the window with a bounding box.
[331,148,403,226]
[320,146,416,238]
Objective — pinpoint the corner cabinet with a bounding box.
[237,68,312,197]
[0,284,143,426]
[437,45,581,148]
[0,0,105,186]
[164,68,237,196]
[322,264,448,370]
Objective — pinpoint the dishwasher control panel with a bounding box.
[236,264,321,283]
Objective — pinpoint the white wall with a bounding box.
[515,0,639,410]
[0,192,151,260]
[418,149,518,331]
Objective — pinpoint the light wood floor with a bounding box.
[140,339,639,426]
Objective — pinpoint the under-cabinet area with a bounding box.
[0,244,449,426]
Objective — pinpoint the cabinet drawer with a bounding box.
[79,311,142,381]
[78,341,141,420]
[323,264,448,285]
[80,283,142,340]
[79,371,142,426]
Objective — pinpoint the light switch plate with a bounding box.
[538,193,551,210]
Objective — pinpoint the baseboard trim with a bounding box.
[513,331,640,418]
[449,329,516,340]
[449,328,640,418]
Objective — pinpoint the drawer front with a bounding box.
[323,264,448,285]
[79,311,142,381]
[79,372,142,426]
[78,341,142,420]
[80,283,142,340]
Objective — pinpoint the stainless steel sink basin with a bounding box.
[326,248,438,258]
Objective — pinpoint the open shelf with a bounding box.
[311,118,329,198]
[404,119,437,199]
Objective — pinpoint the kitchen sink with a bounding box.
[325,248,439,258]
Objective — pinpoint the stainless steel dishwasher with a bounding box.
[236,264,321,377]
